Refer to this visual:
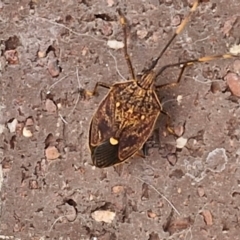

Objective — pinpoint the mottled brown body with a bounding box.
[88,0,237,168]
[89,71,161,168]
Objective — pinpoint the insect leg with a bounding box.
[155,65,186,90]
[155,54,237,89]
[117,9,136,80]
[136,149,146,159]
[160,110,175,135]
[148,0,199,71]
[84,82,111,97]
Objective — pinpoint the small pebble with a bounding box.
[45,99,57,114]
[225,72,240,97]
[45,146,60,160]
[22,127,33,137]
[107,40,124,50]
[7,118,18,133]
[176,137,188,149]
[47,59,60,77]
[201,210,213,226]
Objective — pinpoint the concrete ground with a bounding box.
[0,0,240,239]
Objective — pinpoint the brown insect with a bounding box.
[86,0,236,168]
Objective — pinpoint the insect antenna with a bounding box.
[117,9,136,80]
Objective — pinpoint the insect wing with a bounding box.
[90,111,160,168]
[89,90,115,147]
[118,108,160,160]
[91,139,120,168]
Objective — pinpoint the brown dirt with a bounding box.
[1,0,240,239]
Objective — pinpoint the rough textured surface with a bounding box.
[0,0,240,239]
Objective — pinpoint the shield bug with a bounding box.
[86,0,237,168]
